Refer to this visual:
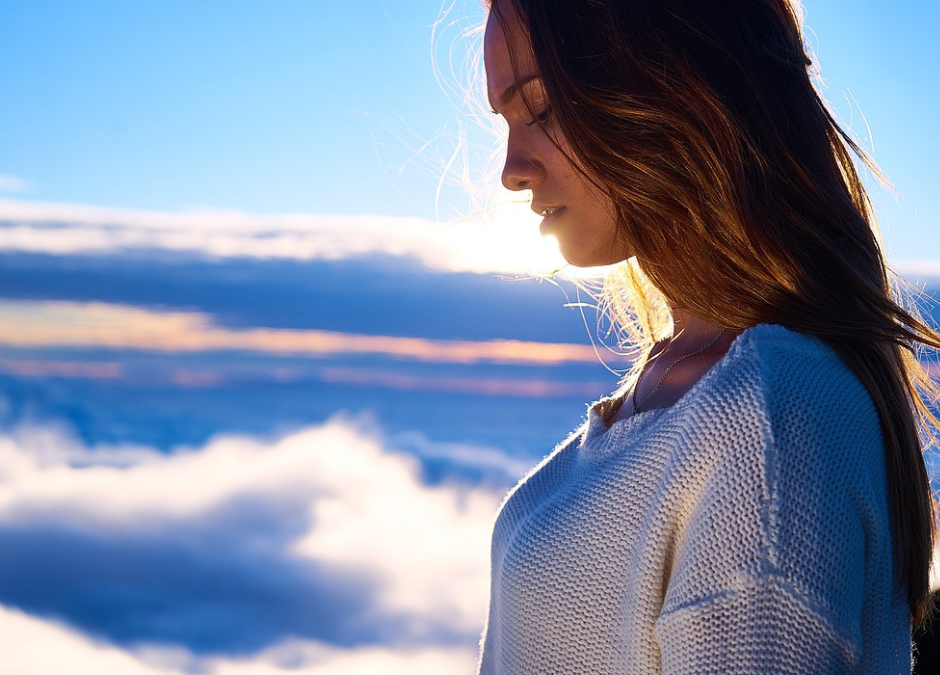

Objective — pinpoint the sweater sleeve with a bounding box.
[651,335,897,674]
[654,578,861,673]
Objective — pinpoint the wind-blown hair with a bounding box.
[488,0,939,623]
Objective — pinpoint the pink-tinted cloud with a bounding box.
[0,359,123,380]
[0,300,618,367]
[319,366,608,397]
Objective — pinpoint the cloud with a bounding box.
[0,605,173,675]
[0,197,566,275]
[201,641,477,675]
[1,198,934,280]
[0,359,123,380]
[0,605,478,675]
[0,174,32,195]
[0,299,615,366]
[319,366,611,397]
[0,357,616,402]
[0,416,505,655]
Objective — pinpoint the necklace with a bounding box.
[632,327,726,414]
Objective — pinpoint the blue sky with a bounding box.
[0,2,938,673]
[0,0,937,261]
[0,0,475,217]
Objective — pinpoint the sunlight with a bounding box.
[481,193,566,275]
[0,197,609,277]
[467,190,613,279]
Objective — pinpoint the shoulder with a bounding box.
[697,323,878,436]
[663,323,886,524]
[716,323,858,395]
[660,326,895,640]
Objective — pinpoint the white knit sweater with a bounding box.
[477,324,911,674]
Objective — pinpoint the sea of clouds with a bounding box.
[0,413,515,674]
[0,195,936,674]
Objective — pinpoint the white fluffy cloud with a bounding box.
[0,605,478,675]
[0,198,932,279]
[0,605,174,675]
[0,416,508,673]
[0,197,565,275]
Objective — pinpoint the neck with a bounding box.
[667,308,725,349]
[603,308,740,425]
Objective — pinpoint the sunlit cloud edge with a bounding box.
[0,197,572,277]
[1,198,934,281]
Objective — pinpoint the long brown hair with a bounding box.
[489,0,939,623]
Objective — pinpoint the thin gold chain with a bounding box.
[632,327,726,414]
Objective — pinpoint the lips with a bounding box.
[532,202,560,216]
[533,203,565,235]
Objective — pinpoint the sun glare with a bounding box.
[486,195,565,274]
[467,190,612,279]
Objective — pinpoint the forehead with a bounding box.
[484,9,538,106]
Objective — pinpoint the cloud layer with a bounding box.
[0,416,509,672]
[0,299,614,367]
[1,197,935,279]
[0,605,479,675]
[0,197,565,275]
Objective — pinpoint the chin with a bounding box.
[560,248,629,269]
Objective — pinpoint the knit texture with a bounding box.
[477,324,911,674]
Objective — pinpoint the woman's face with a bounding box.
[484,9,627,268]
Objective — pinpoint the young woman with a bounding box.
[477,0,938,672]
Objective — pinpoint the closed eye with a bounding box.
[525,106,553,127]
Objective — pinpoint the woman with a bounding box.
[477,0,938,672]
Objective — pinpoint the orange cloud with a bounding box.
[0,300,623,367]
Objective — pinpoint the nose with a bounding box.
[501,139,545,192]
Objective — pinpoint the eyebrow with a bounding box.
[491,73,542,112]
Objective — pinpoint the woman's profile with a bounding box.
[474,0,939,672]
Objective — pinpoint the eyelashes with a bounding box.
[525,106,553,127]
[489,105,553,127]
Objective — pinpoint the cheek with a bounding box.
[547,139,599,195]
[546,150,586,191]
